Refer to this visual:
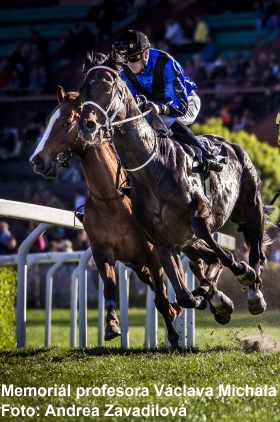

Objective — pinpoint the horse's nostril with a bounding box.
[87,120,96,129]
[32,155,44,170]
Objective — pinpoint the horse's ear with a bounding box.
[84,51,93,67]
[86,50,93,62]
[57,85,66,104]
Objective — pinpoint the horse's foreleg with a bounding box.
[157,247,205,309]
[204,261,234,324]
[186,253,234,324]
[132,258,182,348]
[144,251,183,349]
[92,248,121,340]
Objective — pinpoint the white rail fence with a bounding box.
[0,199,235,350]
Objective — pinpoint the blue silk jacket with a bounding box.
[120,48,197,116]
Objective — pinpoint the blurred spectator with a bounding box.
[219,104,232,126]
[0,222,17,254]
[27,222,47,253]
[60,239,73,252]
[165,18,188,46]
[30,30,48,64]
[0,127,21,159]
[200,36,217,63]
[193,15,209,46]
[232,110,254,132]
[28,65,48,94]
[73,230,90,251]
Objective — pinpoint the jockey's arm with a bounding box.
[161,59,191,117]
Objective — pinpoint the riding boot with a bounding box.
[171,121,223,172]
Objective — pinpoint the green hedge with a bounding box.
[193,118,280,205]
[0,267,16,351]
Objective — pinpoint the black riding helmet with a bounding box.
[113,30,150,63]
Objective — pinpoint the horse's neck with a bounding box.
[114,97,156,170]
[81,143,121,198]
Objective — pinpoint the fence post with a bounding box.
[16,222,51,348]
[145,287,158,349]
[118,262,130,349]
[70,267,79,348]
[79,247,92,349]
[98,274,105,347]
[186,267,195,349]
[45,258,65,348]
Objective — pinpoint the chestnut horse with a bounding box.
[29,88,188,348]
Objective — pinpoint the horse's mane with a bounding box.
[82,50,122,75]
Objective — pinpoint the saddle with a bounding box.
[158,128,228,176]
[151,114,227,175]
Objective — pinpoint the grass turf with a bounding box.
[0,309,280,421]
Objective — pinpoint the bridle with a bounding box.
[54,104,128,202]
[80,65,158,172]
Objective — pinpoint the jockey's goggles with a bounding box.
[127,51,145,63]
[113,47,146,63]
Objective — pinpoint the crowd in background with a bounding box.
[0,185,89,256]
[0,0,280,259]
[0,0,280,95]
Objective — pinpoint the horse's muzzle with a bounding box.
[30,155,57,179]
[79,104,98,142]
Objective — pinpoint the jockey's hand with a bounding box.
[145,101,170,115]
[145,101,161,115]
[136,95,148,110]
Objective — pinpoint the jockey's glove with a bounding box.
[145,101,170,116]
[136,95,148,109]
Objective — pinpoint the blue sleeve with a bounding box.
[163,59,196,116]
[120,70,138,98]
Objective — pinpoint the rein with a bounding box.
[83,65,152,130]
[81,65,157,173]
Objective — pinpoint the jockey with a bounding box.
[112,30,223,173]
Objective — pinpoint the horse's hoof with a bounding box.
[238,262,257,286]
[209,290,234,313]
[210,305,232,325]
[248,287,267,315]
[167,332,180,350]
[104,320,121,341]
[209,290,234,325]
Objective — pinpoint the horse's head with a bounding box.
[79,54,129,145]
[29,86,82,179]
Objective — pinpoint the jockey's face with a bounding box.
[127,49,149,74]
